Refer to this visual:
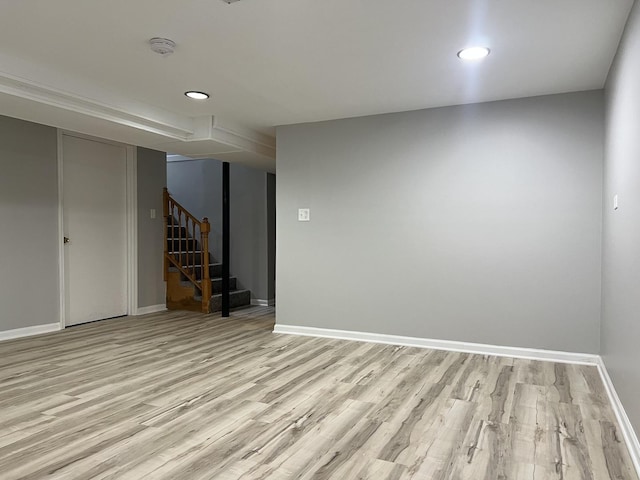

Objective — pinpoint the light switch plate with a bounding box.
[150,208,157,219]
[614,195,619,210]
[298,208,310,221]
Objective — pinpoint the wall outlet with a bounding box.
[614,195,619,210]
[298,208,310,222]
[150,208,157,219]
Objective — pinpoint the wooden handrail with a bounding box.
[163,187,212,313]
[166,194,201,226]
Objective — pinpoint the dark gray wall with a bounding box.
[165,159,207,219]
[167,159,274,302]
[0,115,59,331]
[137,147,167,308]
[276,91,604,353]
[602,0,640,433]
[230,163,269,301]
[203,160,223,262]
[165,160,225,261]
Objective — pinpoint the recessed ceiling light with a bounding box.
[457,47,490,61]
[185,91,210,100]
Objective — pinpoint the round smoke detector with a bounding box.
[149,37,176,56]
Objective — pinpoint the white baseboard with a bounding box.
[135,304,168,315]
[0,323,60,342]
[272,324,599,365]
[596,357,640,475]
[251,299,276,307]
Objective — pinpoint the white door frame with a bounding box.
[57,130,138,328]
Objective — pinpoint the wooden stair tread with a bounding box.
[168,263,222,269]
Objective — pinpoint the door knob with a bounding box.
[64,237,70,244]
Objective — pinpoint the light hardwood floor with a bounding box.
[0,307,637,479]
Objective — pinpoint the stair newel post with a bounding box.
[200,218,212,313]
[163,188,169,281]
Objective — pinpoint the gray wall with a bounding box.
[0,115,59,331]
[167,159,274,302]
[0,114,168,334]
[230,164,270,301]
[267,173,276,302]
[165,159,207,220]
[137,147,167,308]
[276,91,604,353]
[0,116,60,331]
[602,0,640,433]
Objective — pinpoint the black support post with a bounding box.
[222,162,230,317]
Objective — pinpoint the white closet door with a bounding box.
[62,135,128,326]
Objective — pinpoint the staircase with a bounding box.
[164,188,251,313]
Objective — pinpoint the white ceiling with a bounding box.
[0,0,634,171]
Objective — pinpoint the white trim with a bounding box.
[166,155,198,163]
[57,131,138,326]
[210,122,276,158]
[0,70,275,160]
[56,130,65,329]
[0,72,194,140]
[596,357,640,475]
[211,116,275,150]
[0,323,60,342]
[251,299,275,307]
[135,304,168,316]
[189,116,275,158]
[272,324,600,365]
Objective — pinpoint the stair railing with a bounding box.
[163,187,211,313]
